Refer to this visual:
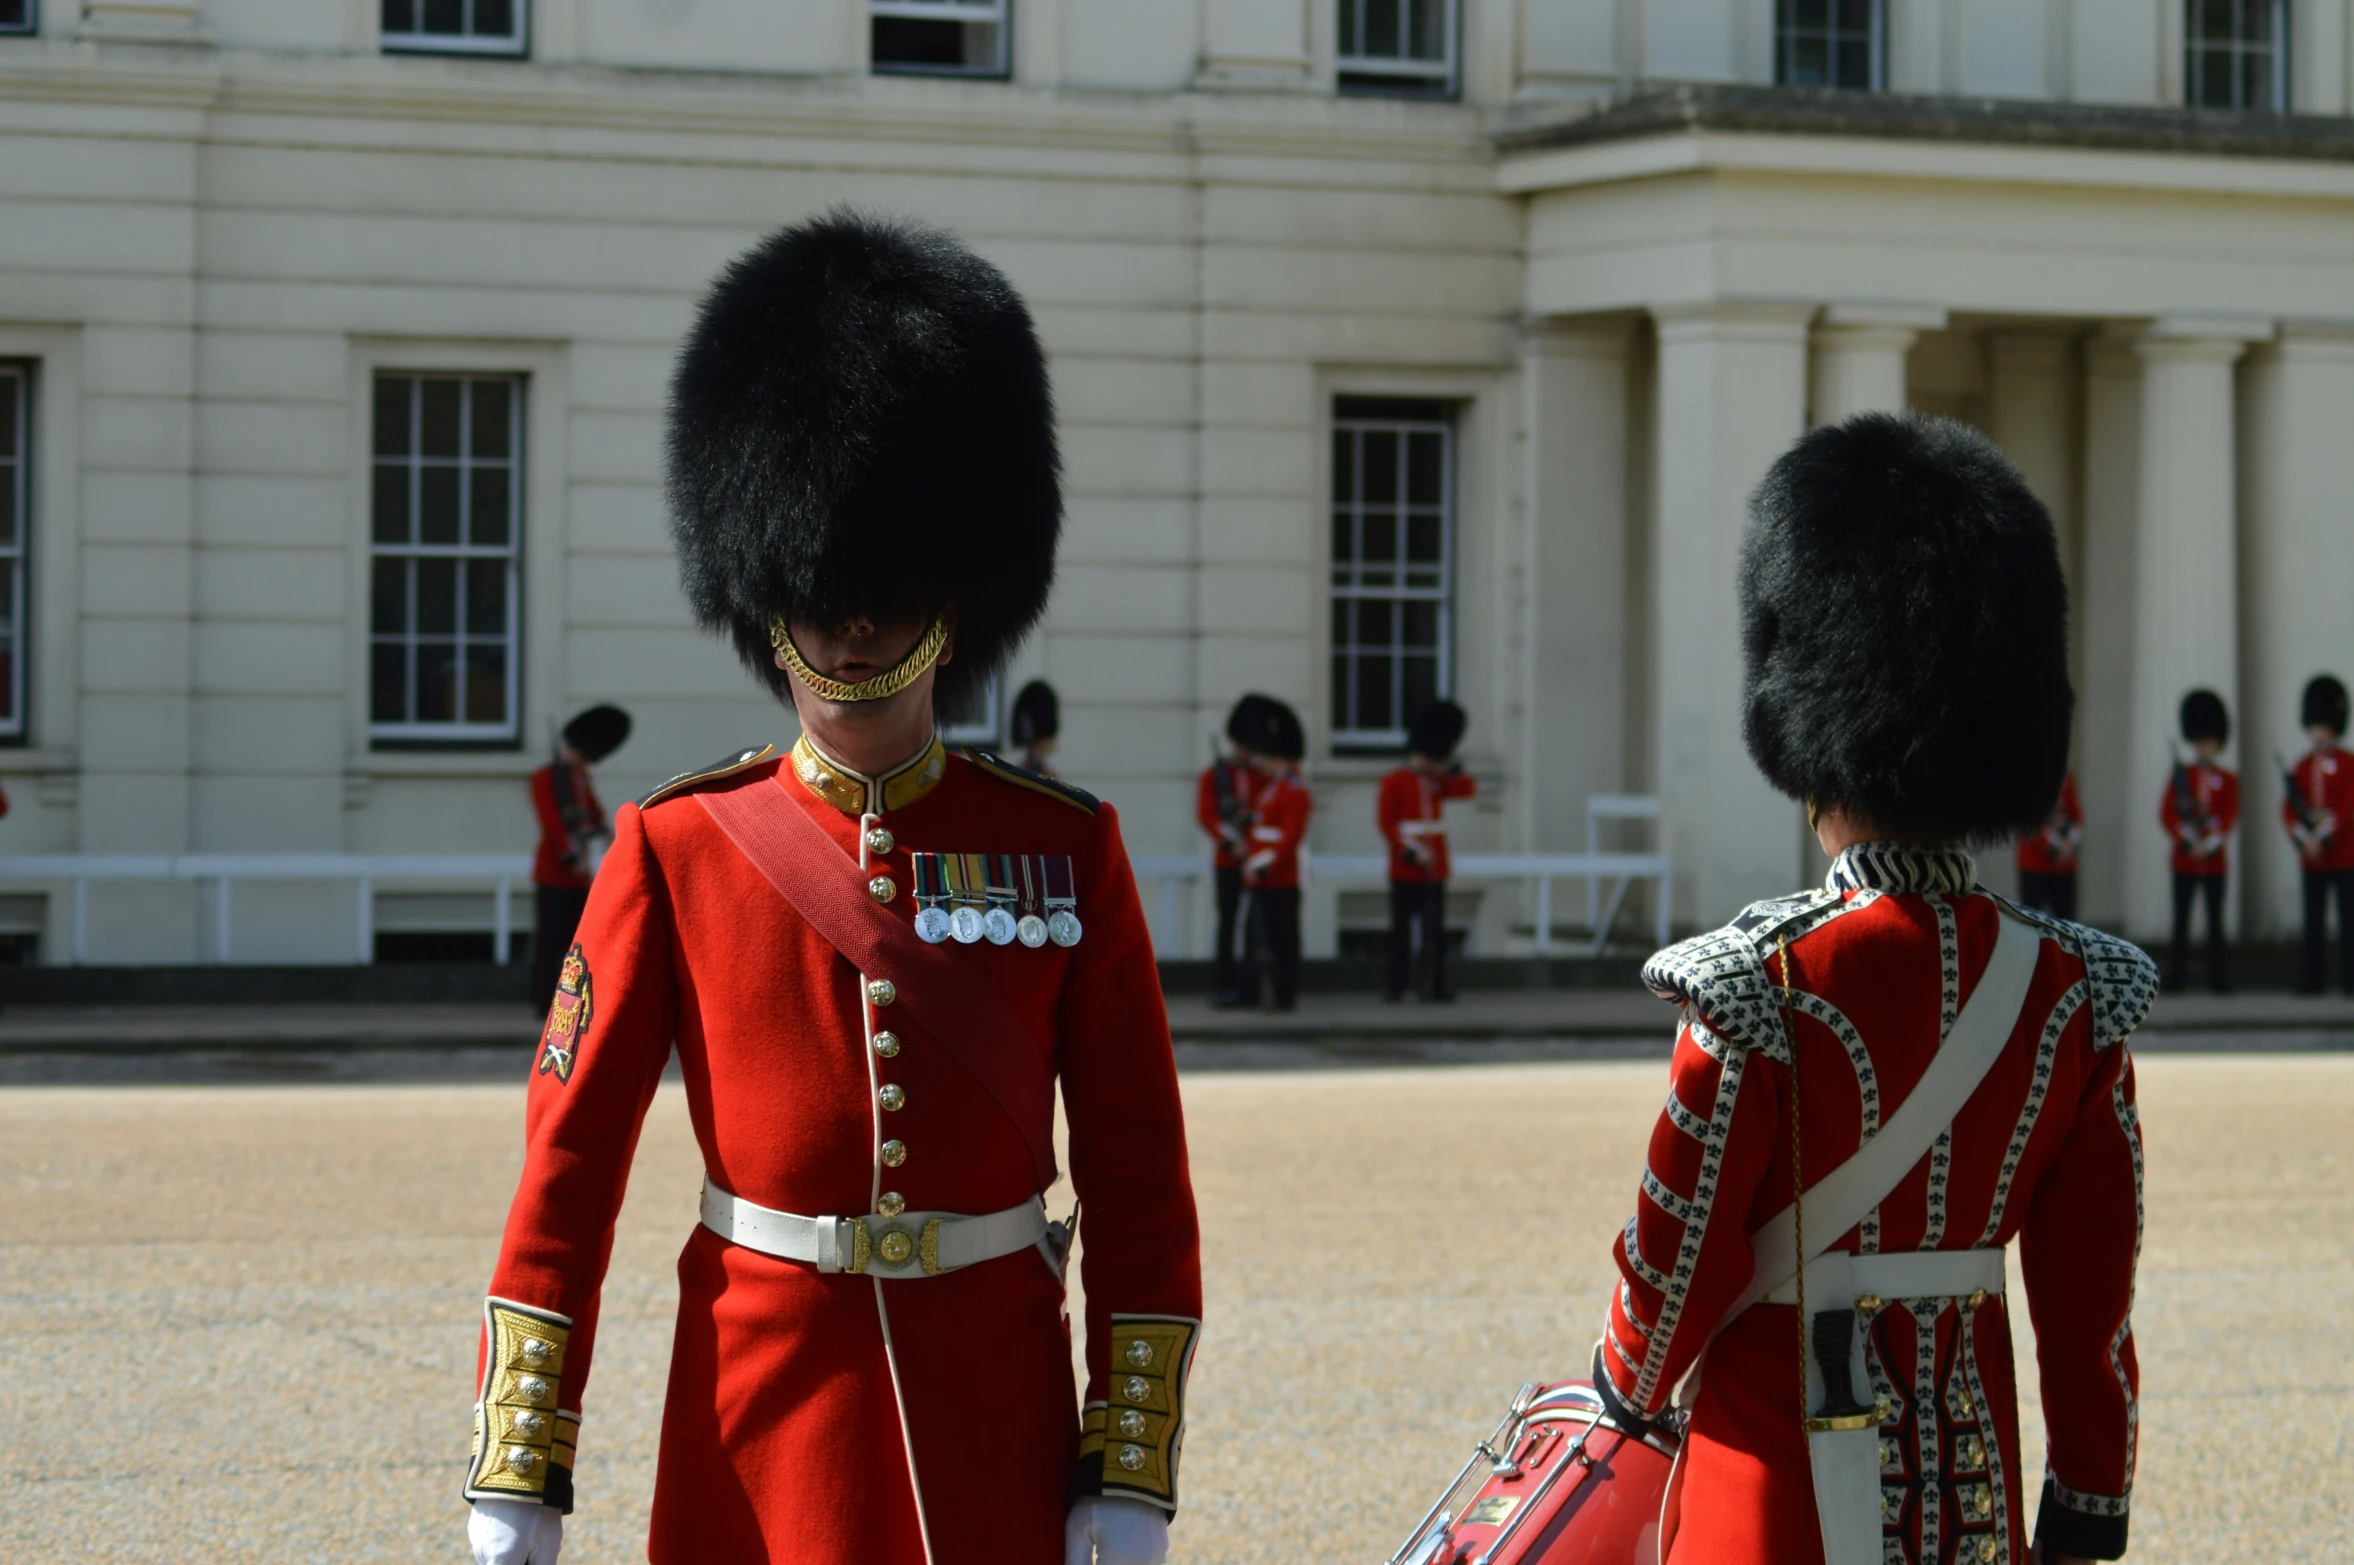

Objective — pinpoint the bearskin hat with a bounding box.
[561,704,631,763]
[1252,697,1306,763]
[1226,693,1276,749]
[2180,688,2230,745]
[665,209,1060,714]
[1738,413,2071,845]
[1406,699,1466,760]
[2302,674,2349,736]
[1009,680,1059,747]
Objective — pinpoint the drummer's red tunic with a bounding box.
[468,737,1203,1564]
[1601,842,2153,1565]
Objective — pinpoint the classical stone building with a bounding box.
[0,0,2349,962]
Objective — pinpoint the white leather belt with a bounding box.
[1763,1246,2006,1308]
[698,1180,1054,1280]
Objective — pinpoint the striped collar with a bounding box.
[789,731,948,818]
[1827,840,1977,896]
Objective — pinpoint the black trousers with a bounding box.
[1386,879,1452,1000]
[2017,870,2077,921]
[1241,885,1302,1009]
[2300,867,2354,993]
[2167,871,2229,993]
[1213,865,1246,998]
[533,884,591,1013]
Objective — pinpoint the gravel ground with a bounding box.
[0,1055,2343,1563]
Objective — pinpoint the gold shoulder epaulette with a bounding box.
[639,744,776,809]
[963,748,1099,815]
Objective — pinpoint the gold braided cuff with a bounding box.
[770,613,950,703]
[464,1298,576,1510]
[1097,1315,1199,1511]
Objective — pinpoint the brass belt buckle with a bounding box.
[845,1215,950,1276]
[843,1217,874,1275]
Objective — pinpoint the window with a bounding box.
[0,366,26,740]
[1331,397,1453,750]
[872,0,1008,79]
[382,0,526,56]
[1774,0,1884,90]
[1338,0,1458,97]
[937,673,1002,747]
[2188,0,2288,109]
[0,1,34,37]
[370,374,522,744]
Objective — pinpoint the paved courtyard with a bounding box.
[1,1053,2345,1563]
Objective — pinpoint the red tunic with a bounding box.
[1600,843,2152,1565]
[2012,772,2081,876]
[1240,772,1311,888]
[471,735,1203,1564]
[1194,759,1267,870]
[2159,762,2237,877]
[2283,745,2354,872]
[529,762,603,890]
[1376,766,1477,883]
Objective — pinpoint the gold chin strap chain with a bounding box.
[770,613,950,703]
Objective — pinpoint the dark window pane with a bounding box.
[416,557,457,635]
[381,0,415,34]
[1406,513,1443,566]
[1791,36,1829,85]
[469,467,509,546]
[475,0,515,37]
[1403,599,1441,649]
[1361,515,1397,580]
[1794,0,1829,28]
[0,376,16,458]
[873,17,973,68]
[371,642,408,723]
[2247,0,2274,39]
[2242,50,2266,107]
[1406,431,1443,504]
[1362,431,1398,503]
[373,377,410,457]
[2199,48,2233,105]
[1332,599,1353,647]
[1836,38,1870,86]
[1332,654,1352,727]
[0,0,25,28]
[464,642,507,723]
[1332,430,1355,503]
[2195,0,2232,39]
[419,466,460,544]
[1359,656,1394,731]
[420,379,461,457]
[1837,0,1872,29]
[0,470,15,549]
[415,642,458,722]
[1409,0,1447,61]
[1357,598,1393,646]
[465,559,507,636]
[370,557,408,635]
[470,379,511,459]
[372,465,410,545]
[1365,0,1400,57]
[422,0,463,34]
[1401,656,1439,721]
[1340,0,1363,51]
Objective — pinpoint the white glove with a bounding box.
[1064,1496,1170,1565]
[469,1498,563,1565]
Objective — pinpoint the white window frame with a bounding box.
[0,0,36,38]
[2186,0,2290,109]
[937,671,1003,747]
[1330,398,1456,751]
[368,372,525,747]
[381,0,528,58]
[871,0,1010,79]
[1773,0,1886,91]
[0,364,27,741]
[1336,0,1459,97]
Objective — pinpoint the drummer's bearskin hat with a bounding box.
[665,209,1060,714]
[2302,674,2348,737]
[1739,413,2072,845]
[2180,688,2230,746]
[1406,699,1467,760]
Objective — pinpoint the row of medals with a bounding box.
[915,899,1082,949]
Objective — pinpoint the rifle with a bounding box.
[2169,740,2220,860]
[549,741,607,877]
[2279,750,2332,853]
[1209,745,1254,854]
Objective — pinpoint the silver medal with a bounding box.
[950,906,986,944]
[984,907,1018,946]
[1016,914,1049,949]
[915,907,952,944]
[1048,909,1083,948]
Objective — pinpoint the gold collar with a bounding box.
[790,731,948,818]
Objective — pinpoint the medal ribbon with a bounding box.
[985,854,1017,913]
[955,853,988,912]
[1042,855,1077,911]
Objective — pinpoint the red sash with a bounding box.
[696,775,1059,1192]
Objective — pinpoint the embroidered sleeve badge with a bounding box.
[537,945,593,1084]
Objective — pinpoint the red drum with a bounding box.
[1386,1381,1679,1565]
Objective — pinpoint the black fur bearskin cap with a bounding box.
[1407,700,1466,760]
[2180,688,2230,745]
[1009,680,1059,747]
[1226,694,1276,749]
[2303,674,2348,736]
[665,210,1061,714]
[560,704,632,763]
[1253,698,1306,763]
[1738,413,2072,846]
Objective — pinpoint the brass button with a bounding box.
[1117,1409,1147,1438]
[1967,1288,1989,1310]
[799,757,824,784]
[881,1139,907,1167]
[879,1084,905,1112]
[1976,1539,1997,1563]
[505,1446,539,1474]
[878,1230,915,1265]
[873,1031,900,1059]
[878,1192,905,1218]
[1117,1443,1147,1472]
[1124,1340,1155,1369]
[514,1410,545,1437]
[868,876,897,904]
[520,1338,551,1365]
[867,979,897,1007]
[1121,1375,1151,1403]
[1854,1294,1882,1318]
[516,1376,548,1404]
[866,826,896,856]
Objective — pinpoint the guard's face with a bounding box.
[784,611,938,685]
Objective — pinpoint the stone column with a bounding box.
[1809,305,1943,427]
[1652,302,1813,927]
[2123,319,2270,941]
[2075,334,2142,928]
[2237,325,2354,937]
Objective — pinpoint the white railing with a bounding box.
[0,854,534,965]
[1129,848,1670,959]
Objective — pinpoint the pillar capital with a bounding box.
[2130,315,2273,363]
[1651,300,1815,345]
[1521,313,1640,359]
